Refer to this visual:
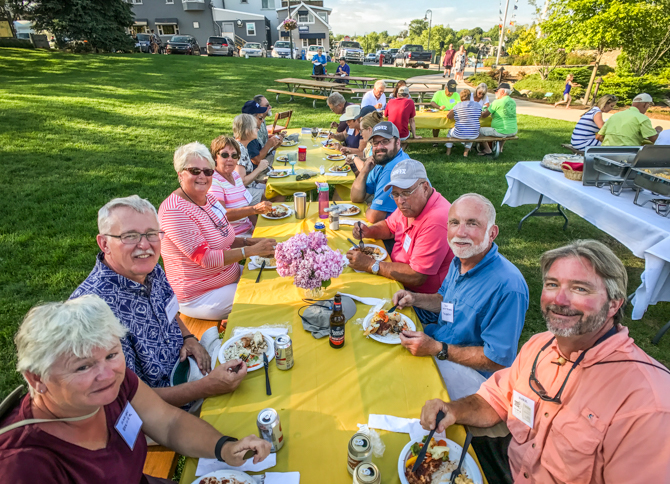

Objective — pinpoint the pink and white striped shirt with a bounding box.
[209,171,255,236]
[158,192,240,302]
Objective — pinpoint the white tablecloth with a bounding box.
[503,162,670,319]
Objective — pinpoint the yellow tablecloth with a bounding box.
[414,111,492,131]
[266,129,355,199]
[179,203,483,484]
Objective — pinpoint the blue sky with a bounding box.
[329,0,538,36]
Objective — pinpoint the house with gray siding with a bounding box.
[276,1,331,52]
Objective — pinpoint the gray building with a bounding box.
[276,1,331,52]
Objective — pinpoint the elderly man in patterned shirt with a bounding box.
[71,195,247,409]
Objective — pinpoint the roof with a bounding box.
[276,2,332,30]
[212,8,266,21]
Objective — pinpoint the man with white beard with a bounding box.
[392,193,529,399]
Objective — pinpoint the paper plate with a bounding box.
[333,203,360,216]
[349,243,387,261]
[363,310,416,344]
[281,140,298,147]
[321,140,341,154]
[268,170,290,178]
[218,332,275,372]
[326,154,346,162]
[261,205,293,220]
[190,469,255,484]
[276,155,289,163]
[398,438,483,484]
[249,256,277,269]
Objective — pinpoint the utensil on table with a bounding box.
[255,260,266,283]
[347,238,360,250]
[355,221,365,249]
[450,431,473,484]
[388,304,398,313]
[412,410,445,473]
[243,450,257,461]
[232,353,250,373]
[263,353,271,396]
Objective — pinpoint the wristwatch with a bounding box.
[371,260,380,275]
[436,343,449,361]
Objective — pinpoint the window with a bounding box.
[298,12,314,23]
[193,21,199,28]
[317,12,327,23]
[157,24,179,36]
[166,0,174,3]
[261,0,275,8]
[246,22,256,36]
[129,0,142,4]
[241,0,248,3]
[301,39,308,48]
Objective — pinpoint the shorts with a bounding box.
[247,185,265,205]
[178,283,238,320]
[479,127,517,138]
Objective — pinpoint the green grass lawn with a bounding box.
[1,48,669,403]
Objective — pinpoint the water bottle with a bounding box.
[318,184,329,219]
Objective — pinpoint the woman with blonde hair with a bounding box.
[233,113,268,205]
[570,94,617,150]
[554,73,580,108]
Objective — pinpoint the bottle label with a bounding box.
[330,326,345,346]
[334,303,342,311]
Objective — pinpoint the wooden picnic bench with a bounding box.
[561,143,585,155]
[310,74,376,88]
[404,135,519,159]
[272,78,351,108]
[267,89,329,108]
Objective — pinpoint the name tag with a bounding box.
[115,402,143,450]
[166,294,179,322]
[403,234,412,253]
[512,390,535,428]
[347,128,355,136]
[243,190,253,204]
[440,302,454,323]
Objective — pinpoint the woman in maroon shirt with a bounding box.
[0,295,270,483]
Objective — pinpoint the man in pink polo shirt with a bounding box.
[419,240,670,484]
[346,158,453,295]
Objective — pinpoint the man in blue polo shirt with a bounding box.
[242,99,281,167]
[392,193,528,399]
[350,121,410,224]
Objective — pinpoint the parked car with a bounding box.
[365,53,376,62]
[271,40,297,59]
[167,35,200,55]
[135,33,152,53]
[374,50,388,63]
[394,44,432,68]
[239,41,266,57]
[207,36,236,56]
[385,48,399,64]
[335,41,364,65]
[306,45,331,62]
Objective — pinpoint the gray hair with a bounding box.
[233,113,258,141]
[327,92,346,108]
[173,141,215,173]
[374,80,387,90]
[540,240,628,324]
[16,295,127,394]
[98,195,157,234]
[476,83,488,95]
[452,193,496,229]
[499,88,511,96]
[253,94,267,105]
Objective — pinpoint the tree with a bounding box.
[0,0,35,36]
[618,0,670,76]
[408,18,428,38]
[508,25,537,56]
[32,0,134,52]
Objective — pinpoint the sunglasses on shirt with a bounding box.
[184,167,214,177]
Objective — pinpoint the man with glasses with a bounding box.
[71,195,248,410]
[419,240,670,484]
[242,100,282,167]
[347,159,452,297]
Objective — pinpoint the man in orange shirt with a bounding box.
[420,240,670,483]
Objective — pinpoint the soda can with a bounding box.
[347,432,372,475]
[314,222,326,234]
[353,463,381,484]
[257,408,284,452]
[275,335,294,370]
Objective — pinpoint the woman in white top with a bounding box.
[570,95,617,151]
[233,114,269,205]
[471,83,490,108]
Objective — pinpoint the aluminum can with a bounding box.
[314,222,326,234]
[347,432,372,475]
[294,192,307,220]
[257,408,284,452]
[353,463,381,484]
[275,335,294,370]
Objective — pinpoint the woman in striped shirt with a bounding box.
[209,135,272,237]
[446,89,482,157]
[159,142,276,321]
[570,95,617,151]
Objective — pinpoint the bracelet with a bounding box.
[183,334,198,342]
[215,435,239,462]
[241,247,246,258]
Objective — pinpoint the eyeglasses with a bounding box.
[390,182,424,200]
[105,231,165,245]
[371,138,394,148]
[218,152,239,160]
[184,167,214,177]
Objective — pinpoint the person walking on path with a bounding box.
[442,44,456,78]
[554,74,579,109]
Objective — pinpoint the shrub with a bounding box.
[597,73,670,104]
[65,40,93,54]
[514,73,585,101]
[511,54,533,66]
[517,70,528,79]
[467,72,498,90]
[565,53,594,65]
[0,38,34,49]
[484,57,508,67]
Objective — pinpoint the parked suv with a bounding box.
[394,44,432,68]
[385,48,399,64]
[336,41,364,65]
[166,35,200,55]
[206,36,235,56]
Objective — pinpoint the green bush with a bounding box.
[549,66,614,87]
[467,72,498,90]
[565,53,594,65]
[0,38,34,49]
[511,55,533,66]
[597,73,670,104]
[513,73,585,100]
[484,57,508,67]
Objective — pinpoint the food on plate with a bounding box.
[405,436,455,484]
[541,153,584,171]
[324,141,340,150]
[338,205,360,215]
[268,170,288,177]
[223,331,268,365]
[258,257,276,266]
[276,155,288,162]
[352,246,383,259]
[281,140,297,147]
[327,154,346,161]
[330,164,351,171]
[454,475,474,484]
[265,205,289,218]
[364,309,409,337]
[200,477,248,484]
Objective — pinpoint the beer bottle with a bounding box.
[329,295,345,349]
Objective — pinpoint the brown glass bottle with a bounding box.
[329,295,345,349]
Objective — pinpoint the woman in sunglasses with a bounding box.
[158,142,276,321]
[209,136,272,237]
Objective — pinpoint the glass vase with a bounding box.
[303,286,325,299]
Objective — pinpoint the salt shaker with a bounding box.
[329,211,340,231]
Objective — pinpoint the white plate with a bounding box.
[260,205,293,220]
[276,155,289,163]
[281,140,298,147]
[249,255,277,269]
[333,203,360,216]
[268,171,290,178]
[218,332,275,372]
[398,438,483,484]
[349,243,387,261]
[326,154,346,162]
[329,165,351,173]
[363,310,416,344]
[190,469,255,484]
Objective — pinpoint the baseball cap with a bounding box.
[359,105,377,118]
[398,86,410,97]
[370,121,399,140]
[496,82,511,91]
[340,104,361,122]
[242,100,269,115]
[447,79,458,92]
[632,93,654,105]
[383,159,429,191]
[339,56,346,61]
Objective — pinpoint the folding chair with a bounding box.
[268,110,292,135]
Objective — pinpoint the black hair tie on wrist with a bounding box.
[215,436,239,462]
[183,334,198,342]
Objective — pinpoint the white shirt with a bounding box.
[656,129,670,146]
[361,90,386,110]
[470,92,490,108]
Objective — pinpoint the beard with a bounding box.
[373,142,399,166]
[448,233,490,260]
[543,300,610,337]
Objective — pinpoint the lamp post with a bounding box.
[424,9,432,64]
[495,0,510,66]
[287,0,293,59]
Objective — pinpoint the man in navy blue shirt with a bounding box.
[393,193,528,399]
[242,100,281,167]
[334,57,350,84]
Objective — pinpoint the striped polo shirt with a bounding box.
[571,107,602,150]
[209,170,254,236]
[452,100,482,139]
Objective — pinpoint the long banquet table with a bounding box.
[179,202,483,483]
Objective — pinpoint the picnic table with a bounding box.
[310,74,377,89]
[350,86,436,103]
[413,110,492,131]
[178,202,484,484]
[274,78,351,96]
[405,76,451,90]
[266,128,355,199]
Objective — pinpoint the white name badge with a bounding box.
[243,190,253,204]
[512,390,535,428]
[403,234,412,253]
[440,302,454,323]
[115,402,143,450]
[166,294,179,323]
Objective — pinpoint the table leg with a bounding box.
[652,320,670,345]
[517,194,569,232]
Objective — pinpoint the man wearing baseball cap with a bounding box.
[350,121,410,227]
[384,86,421,141]
[596,93,662,146]
[429,79,461,137]
[334,57,350,84]
[242,100,282,166]
[347,158,453,296]
[479,82,518,156]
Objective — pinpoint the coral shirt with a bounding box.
[477,326,670,483]
[384,189,453,293]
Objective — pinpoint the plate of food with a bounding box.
[318,132,330,138]
[276,155,289,163]
[261,205,292,220]
[249,255,277,269]
[218,331,274,372]
[326,154,346,162]
[334,203,360,216]
[399,436,482,484]
[268,170,290,178]
[321,140,341,154]
[281,140,298,147]
[191,469,256,484]
[329,164,351,173]
[349,243,387,261]
[363,309,416,344]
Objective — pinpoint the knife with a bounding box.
[255,260,266,283]
[450,431,473,484]
[263,353,271,396]
[347,237,360,250]
[412,410,445,473]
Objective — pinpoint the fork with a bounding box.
[355,221,365,249]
